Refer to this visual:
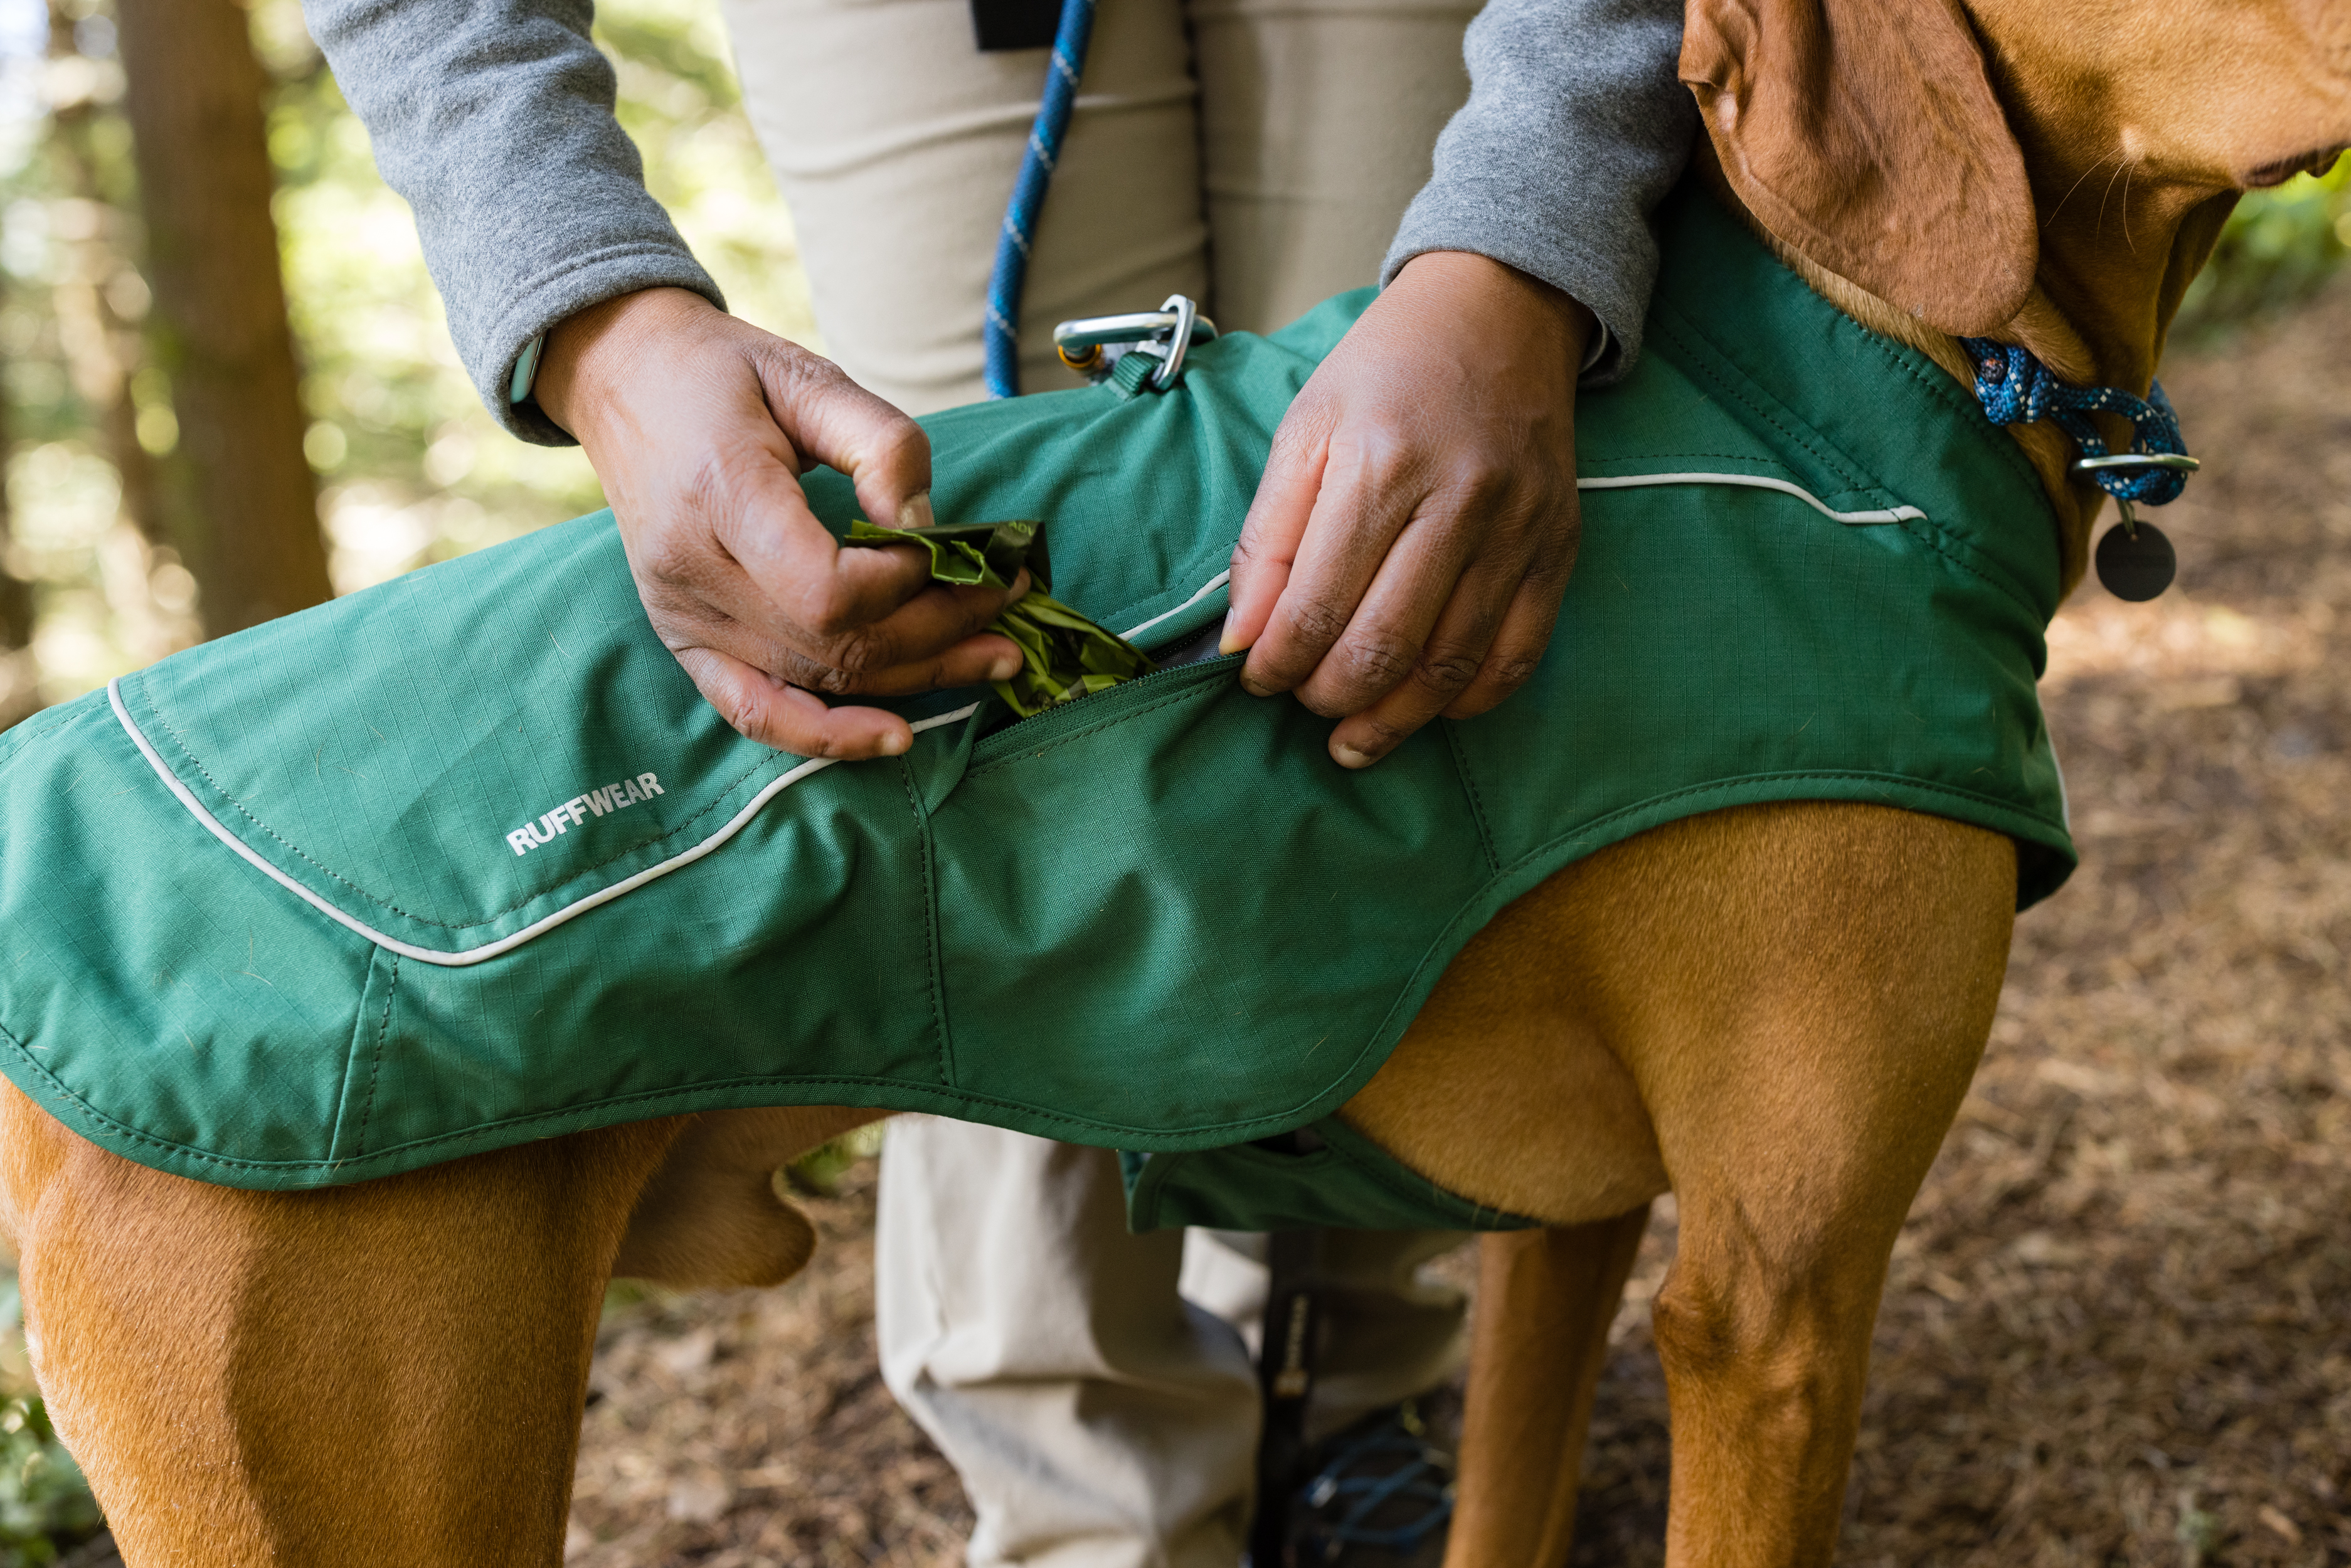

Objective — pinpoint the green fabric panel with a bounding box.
[1120,1119,1542,1234]
[0,183,2074,1209]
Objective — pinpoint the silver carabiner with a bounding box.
[2072,452,2202,478]
[1053,294,1218,391]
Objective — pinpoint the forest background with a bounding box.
[0,0,815,732]
[0,0,2348,1558]
[3,0,2349,729]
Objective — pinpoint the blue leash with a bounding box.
[1958,337,2201,599]
[984,0,1097,399]
[1959,339,2193,504]
[1293,1415,1455,1564]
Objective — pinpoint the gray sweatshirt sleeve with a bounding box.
[1383,0,1695,384]
[304,0,723,443]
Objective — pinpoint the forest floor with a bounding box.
[49,279,2351,1567]
[560,272,2351,1568]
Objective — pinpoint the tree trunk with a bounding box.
[114,0,331,635]
[0,315,36,732]
[45,0,159,553]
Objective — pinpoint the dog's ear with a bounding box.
[1681,0,2035,335]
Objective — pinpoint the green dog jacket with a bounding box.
[0,188,2074,1229]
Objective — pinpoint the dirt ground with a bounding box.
[563,282,2351,1567]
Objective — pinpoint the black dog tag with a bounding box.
[2094,518,2176,601]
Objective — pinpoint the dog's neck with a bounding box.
[1699,137,2237,598]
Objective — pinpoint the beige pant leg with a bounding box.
[875,1120,1470,1568]
[1190,0,1480,332]
[721,0,1480,408]
[720,0,1208,411]
[876,1119,1261,1568]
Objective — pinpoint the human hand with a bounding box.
[1220,252,1593,768]
[534,288,1026,760]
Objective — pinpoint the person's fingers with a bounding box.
[1239,433,1435,700]
[1313,530,1518,766]
[1441,504,1579,721]
[690,603,1027,699]
[1318,559,1532,768]
[755,347,937,541]
[1223,403,1334,657]
[675,546,1026,682]
[701,450,949,641]
[1288,484,1512,721]
[671,645,916,759]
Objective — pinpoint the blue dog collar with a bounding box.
[1960,337,2200,600]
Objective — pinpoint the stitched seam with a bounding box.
[1840,314,2059,500]
[902,757,955,1088]
[1658,295,2057,613]
[967,681,1224,781]
[347,952,397,1160]
[1836,317,2064,600]
[0,703,100,775]
[132,676,780,931]
[323,947,378,1161]
[1652,309,1872,489]
[1442,721,1499,874]
[1644,323,2044,615]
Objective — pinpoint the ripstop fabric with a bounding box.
[0,186,2072,1228]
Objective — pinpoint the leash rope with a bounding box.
[984,0,1098,399]
[1958,337,2193,506]
[1294,1413,1457,1561]
[1957,337,2199,600]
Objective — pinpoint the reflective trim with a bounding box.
[108,469,1914,966]
[1578,472,1924,526]
[105,586,1224,967]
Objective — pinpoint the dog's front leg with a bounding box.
[1617,807,2018,1566]
[0,1081,685,1567]
[1445,1210,1649,1568]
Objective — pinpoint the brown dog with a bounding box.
[3,2,2348,1564]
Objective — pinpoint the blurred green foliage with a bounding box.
[1,0,815,706]
[2173,159,2351,337]
[0,1397,100,1566]
[0,1279,100,1565]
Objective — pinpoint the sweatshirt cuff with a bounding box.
[1379,189,1656,388]
[475,243,726,445]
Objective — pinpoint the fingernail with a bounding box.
[1239,672,1275,698]
[989,653,1023,682]
[896,492,935,531]
[1218,609,1244,656]
[881,729,911,756]
[1333,741,1377,770]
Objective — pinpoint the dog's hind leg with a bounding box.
[614,1106,889,1288]
[0,1081,682,1567]
[1445,1210,1648,1568]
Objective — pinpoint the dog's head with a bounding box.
[1682,0,2351,337]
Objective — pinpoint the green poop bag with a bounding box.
[839,519,1154,717]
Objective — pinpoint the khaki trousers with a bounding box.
[876,1122,1470,1568]
[719,6,1478,1565]
[722,0,1481,411]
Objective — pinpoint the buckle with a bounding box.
[1053,294,1218,391]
